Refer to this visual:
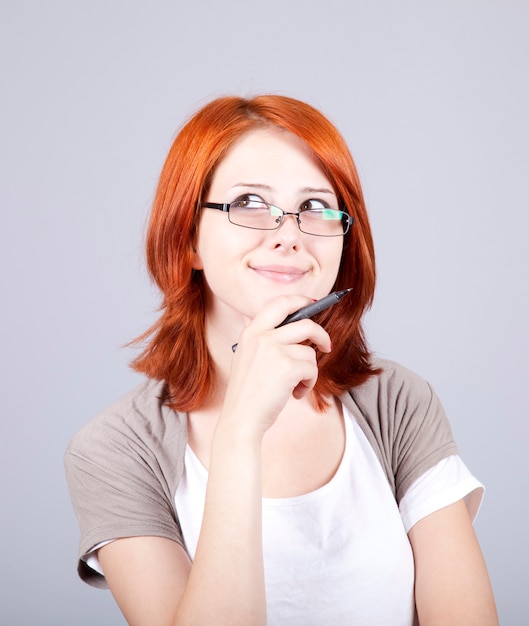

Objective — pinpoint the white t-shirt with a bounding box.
[173,406,483,625]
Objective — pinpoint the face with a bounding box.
[193,127,344,333]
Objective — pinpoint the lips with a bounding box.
[250,264,308,283]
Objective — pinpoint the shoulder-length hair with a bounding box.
[131,95,379,411]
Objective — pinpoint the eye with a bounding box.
[232,194,266,208]
[299,198,328,212]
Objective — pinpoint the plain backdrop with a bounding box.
[1,1,527,624]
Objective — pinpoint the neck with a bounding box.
[203,315,241,396]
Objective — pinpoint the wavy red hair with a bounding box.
[131,95,379,411]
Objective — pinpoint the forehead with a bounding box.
[210,127,332,191]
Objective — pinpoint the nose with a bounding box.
[270,210,301,250]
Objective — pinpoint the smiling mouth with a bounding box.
[251,265,308,283]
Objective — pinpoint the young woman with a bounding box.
[65,95,498,625]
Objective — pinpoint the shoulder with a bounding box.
[66,378,186,458]
[345,357,443,428]
[64,377,188,511]
[64,379,189,586]
[352,357,433,403]
[343,356,439,444]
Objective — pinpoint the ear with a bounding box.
[188,220,204,270]
[190,246,203,270]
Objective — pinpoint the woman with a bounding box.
[65,95,498,625]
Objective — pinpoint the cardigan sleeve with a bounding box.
[64,380,187,588]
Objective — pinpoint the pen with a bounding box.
[231,288,353,352]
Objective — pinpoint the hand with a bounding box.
[221,295,332,438]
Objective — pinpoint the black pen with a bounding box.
[231,288,353,352]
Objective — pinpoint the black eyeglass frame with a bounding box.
[200,201,354,237]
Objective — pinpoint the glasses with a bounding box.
[201,198,353,237]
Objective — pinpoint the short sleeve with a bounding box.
[399,454,484,532]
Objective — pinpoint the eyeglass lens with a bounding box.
[229,201,348,236]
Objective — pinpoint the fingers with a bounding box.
[273,318,332,354]
[247,294,316,331]
[222,295,332,435]
[237,294,332,354]
[224,340,320,436]
[262,341,321,396]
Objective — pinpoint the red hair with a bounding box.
[131,95,379,411]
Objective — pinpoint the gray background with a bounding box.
[1,1,527,624]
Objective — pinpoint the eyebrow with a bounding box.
[232,183,335,195]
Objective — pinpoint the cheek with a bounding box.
[194,224,255,278]
[323,243,345,291]
[193,213,227,271]
[321,239,344,276]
